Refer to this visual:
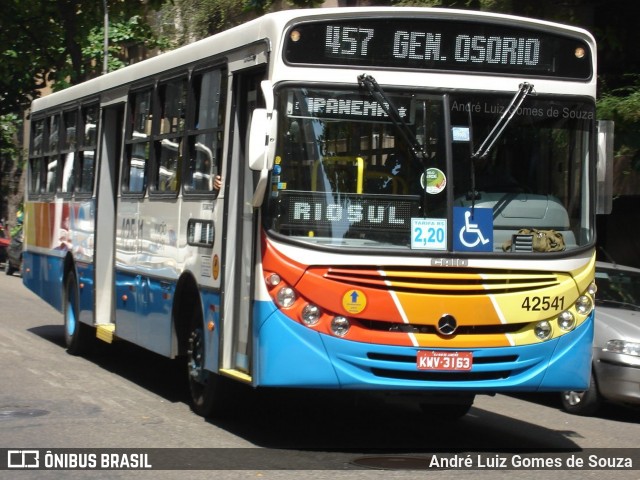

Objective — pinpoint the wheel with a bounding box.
[560,372,601,416]
[64,271,93,355]
[186,303,221,418]
[420,395,474,421]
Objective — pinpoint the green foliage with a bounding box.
[598,76,640,124]
[0,113,23,215]
[391,0,511,10]
[0,0,168,113]
[0,114,21,159]
[160,0,249,41]
[160,0,323,43]
[597,76,640,163]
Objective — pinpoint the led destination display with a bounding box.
[284,18,592,79]
[277,191,420,234]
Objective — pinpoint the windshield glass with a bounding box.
[263,86,595,254]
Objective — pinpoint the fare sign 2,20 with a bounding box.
[417,351,473,371]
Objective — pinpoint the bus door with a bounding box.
[219,58,267,381]
[94,96,125,342]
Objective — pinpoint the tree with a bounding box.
[0,0,168,221]
[0,113,24,226]
[0,0,166,116]
[159,0,324,44]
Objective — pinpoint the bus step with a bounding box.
[219,368,252,384]
[96,324,116,344]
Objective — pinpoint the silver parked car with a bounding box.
[561,261,640,415]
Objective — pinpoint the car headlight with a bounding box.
[606,340,640,357]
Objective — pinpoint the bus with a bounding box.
[24,7,612,419]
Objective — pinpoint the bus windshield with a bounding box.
[264,85,595,253]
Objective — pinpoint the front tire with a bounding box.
[560,372,601,416]
[420,395,475,421]
[64,271,93,355]
[186,305,221,418]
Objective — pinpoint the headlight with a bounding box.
[331,316,350,337]
[301,304,321,326]
[276,286,296,308]
[606,340,640,357]
[575,295,593,315]
[266,273,281,287]
[534,320,552,340]
[587,281,597,296]
[558,311,575,331]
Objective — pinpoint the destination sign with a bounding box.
[284,18,592,79]
[287,90,414,122]
[277,191,420,233]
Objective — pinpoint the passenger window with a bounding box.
[184,68,227,195]
[77,104,99,195]
[123,89,152,195]
[152,78,187,193]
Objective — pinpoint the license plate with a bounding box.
[416,351,473,371]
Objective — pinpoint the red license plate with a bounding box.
[416,351,473,371]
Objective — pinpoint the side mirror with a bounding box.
[248,81,278,206]
[247,108,278,206]
[248,108,270,171]
[596,120,614,215]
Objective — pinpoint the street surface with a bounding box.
[0,269,639,479]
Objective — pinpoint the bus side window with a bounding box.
[152,77,187,194]
[77,104,99,195]
[123,89,152,195]
[60,110,78,194]
[28,119,45,195]
[45,114,60,194]
[184,67,227,195]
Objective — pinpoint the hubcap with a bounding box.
[66,291,76,336]
[564,390,584,406]
[188,328,206,384]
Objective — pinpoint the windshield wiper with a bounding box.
[467,82,535,206]
[472,82,534,161]
[358,74,428,169]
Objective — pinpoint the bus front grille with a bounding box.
[323,266,560,295]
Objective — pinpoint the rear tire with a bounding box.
[64,271,93,355]
[560,372,601,416]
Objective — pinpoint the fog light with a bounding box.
[276,286,296,308]
[587,281,597,296]
[301,304,321,326]
[331,316,350,337]
[575,295,593,315]
[266,273,281,287]
[558,311,575,331]
[534,320,552,340]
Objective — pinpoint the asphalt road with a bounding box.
[0,268,639,479]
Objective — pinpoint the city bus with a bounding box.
[24,7,611,419]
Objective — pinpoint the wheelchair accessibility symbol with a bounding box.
[453,207,493,252]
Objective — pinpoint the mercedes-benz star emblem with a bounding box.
[437,314,458,336]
